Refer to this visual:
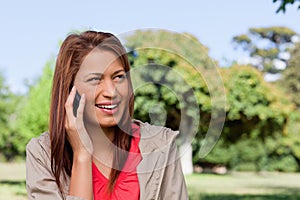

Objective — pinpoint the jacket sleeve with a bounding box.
[159,136,189,200]
[26,137,84,200]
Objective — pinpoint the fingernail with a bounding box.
[72,86,76,91]
[82,93,85,99]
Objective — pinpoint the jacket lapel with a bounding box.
[137,122,168,200]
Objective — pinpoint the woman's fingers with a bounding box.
[76,93,86,121]
[75,94,93,154]
[64,86,93,154]
[65,86,77,119]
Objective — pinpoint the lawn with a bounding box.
[0,162,26,200]
[1,162,300,200]
[186,172,300,200]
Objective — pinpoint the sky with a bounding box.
[1,0,300,93]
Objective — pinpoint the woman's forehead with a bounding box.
[78,49,124,74]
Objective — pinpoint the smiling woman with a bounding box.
[25,30,188,200]
[75,49,130,131]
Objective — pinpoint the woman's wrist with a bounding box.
[73,150,92,163]
[70,149,93,200]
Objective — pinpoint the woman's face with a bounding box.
[74,49,130,129]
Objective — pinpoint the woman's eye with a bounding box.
[114,74,126,81]
[88,77,101,83]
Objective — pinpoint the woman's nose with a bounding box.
[100,79,117,98]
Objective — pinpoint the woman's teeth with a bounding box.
[97,104,118,109]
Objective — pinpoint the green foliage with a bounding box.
[197,139,233,165]
[253,48,279,59]
[233,34,252,51]
[126,30,298,172]
[222,65,293,123]
[235,140,265,163]
[280,110,300,163]
[201,137,269,171]
[199,65,296,172]
[125,30,211,133]
[249,27,296,43]
[281,42,300,107]
[14,60,54,155]
[234,163,258,172]
[232,26,298,75]
[274,0,300,13]
[0,72,21,161]
[267,155,298,172]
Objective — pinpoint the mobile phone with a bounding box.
[73,90,81,117]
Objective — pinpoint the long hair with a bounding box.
[49,30,134,195]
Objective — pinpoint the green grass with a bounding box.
[0,162,26,200]
[1,162,300,199]
[188,194,300,200]
[186,172,300,200]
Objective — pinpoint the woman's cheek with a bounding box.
[117,82,129,97]
[82,94,95,114]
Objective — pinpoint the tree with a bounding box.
[124,29,226,174]
[232,26,299,81]
[199,65,296,171]
[281,42,300,107]
[277,42,300,170]
[14,60,53,155]
[274,0,300,13]
[0,71,22,161]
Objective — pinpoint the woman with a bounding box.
[26,30,188,200]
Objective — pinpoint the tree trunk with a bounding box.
[179,142,193,175]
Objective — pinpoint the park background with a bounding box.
[1,0,300,199]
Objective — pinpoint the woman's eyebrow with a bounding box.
[112,69,125,75]
[83,69,125,78]
[84,72,103,78]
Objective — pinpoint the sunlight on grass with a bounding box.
[0,181,27,200]
[0,162,27,199]
[185,172,300,200]
[0,162,26,180]
[1,162,300,199]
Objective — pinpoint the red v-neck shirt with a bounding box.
[92,123,141,200]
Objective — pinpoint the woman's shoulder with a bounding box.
[26,132,51,159]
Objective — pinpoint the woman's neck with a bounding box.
[100,127,115,142]
[86,124,115,142]
[85,125,115,167]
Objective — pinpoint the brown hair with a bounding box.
[49,30,134,195]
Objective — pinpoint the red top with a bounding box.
[92,123,141,200]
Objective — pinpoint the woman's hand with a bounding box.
[65,86,94,200]
[64,86,93,158]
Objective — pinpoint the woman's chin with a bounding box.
[97,117,120,128]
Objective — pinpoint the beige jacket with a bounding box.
[26,120,188,200]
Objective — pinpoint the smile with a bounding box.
[96,104,118,109]
[95,102,120,115]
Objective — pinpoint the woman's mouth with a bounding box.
[95,103,120,115]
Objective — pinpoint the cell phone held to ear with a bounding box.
[73,90,81,117]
